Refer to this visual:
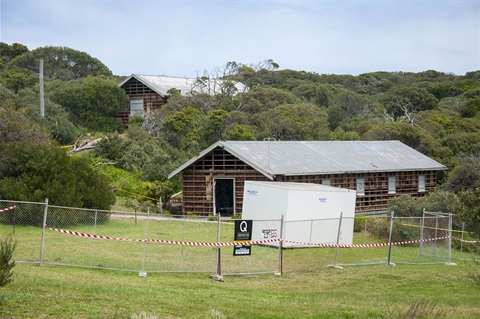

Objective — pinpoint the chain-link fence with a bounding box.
[0,199,478,276]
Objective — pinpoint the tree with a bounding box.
[0,42,29,62]
[388,190,461,217]
[380,86,438,124]
[363,122,435,155]
[222,59,279,90]
[441,132,480,156]
[226,124,255,140]
[0,106,50,152]
[257,103,330,140]
[444,153,480,192]
[458,182,480,237]
[203,110,229,144]
[459,97,480,118]
[49,78,126,131]
[7,46,112,80]
[0,142,115,210]
[162,106,205,150]
[239,87,298,113]
[15,87,78,145]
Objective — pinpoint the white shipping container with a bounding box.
[242,181,357,248]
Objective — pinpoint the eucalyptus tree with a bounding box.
[256,103,330,140]
[380,85,439,124]
[48,77,126,132]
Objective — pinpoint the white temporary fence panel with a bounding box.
[242,181,356,247]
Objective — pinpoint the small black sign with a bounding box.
[233,244,251,256]
[234,220,253,240]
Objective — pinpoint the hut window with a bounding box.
[388,176,396,194]
[130,99,144,114]
[418,175,425,192]
[356,178,365,196]
[322,179,331,186]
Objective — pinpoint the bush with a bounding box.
[354,215,366,232]
[367,218,419,242]
[0,235,17,287]
[367,218,391,240]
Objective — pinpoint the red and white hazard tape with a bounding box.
[282,236,452,248]
[47,227,458,248]
[47,227,280,247]
[452,237,479,244]
[0,206,16,213]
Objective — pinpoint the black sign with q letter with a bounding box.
[234,220,252,240]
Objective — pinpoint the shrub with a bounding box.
[0,235,17,287]
[354,215,366,232]
[367,218,419,242]
[367,218,391,240]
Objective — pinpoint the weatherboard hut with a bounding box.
[119,74,245,125]
[167,140,447,216]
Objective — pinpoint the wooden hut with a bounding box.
[119,74,245,125]
[168,140,447,215]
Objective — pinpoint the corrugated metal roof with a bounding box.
[168,140,447,180]
[119,74,246,97]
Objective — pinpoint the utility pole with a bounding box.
[39,59,45,118]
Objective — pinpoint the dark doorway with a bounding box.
[214,179,235,216]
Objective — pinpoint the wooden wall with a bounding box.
[279,171,437,213]
[181,148,268,215]
[180,148,439,215]
[119,78,167,125]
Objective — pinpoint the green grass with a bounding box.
[1,218,479,318]
[0,262,479,318]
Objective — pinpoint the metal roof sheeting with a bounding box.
[119,74,246,97]
[168,140,447,180]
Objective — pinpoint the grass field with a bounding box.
[1,214,479,318]
[0,261,479,318]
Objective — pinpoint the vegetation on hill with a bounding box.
[0,42,479,236]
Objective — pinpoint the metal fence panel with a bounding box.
[0,200,46,264]
[1,199,478,275]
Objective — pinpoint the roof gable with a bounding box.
[168,140,447,179]
[119,74,246,97]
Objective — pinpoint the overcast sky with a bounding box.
[1,0,479,77]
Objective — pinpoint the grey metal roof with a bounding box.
[119,74,246,97]
[168,140,447,180]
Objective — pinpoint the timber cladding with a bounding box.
[181,148,269,215]
[119,77,167,125]
[178,147,440,215]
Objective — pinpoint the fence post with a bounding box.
[139,208,150,277]
[179,214,186,270]
[420,208,425,258]
[387,211,395,266]
[460,222,465,259]
[327,212,343,269]
[216,212,222,276]
[210,213,224,281]
[434,213,439,257]
[446,213,456,266]
[38,198,49,267]
[362,215,368,264]
[90,210,98,268]
[276,215,284,276]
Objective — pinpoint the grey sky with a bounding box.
[1,0,479,77]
